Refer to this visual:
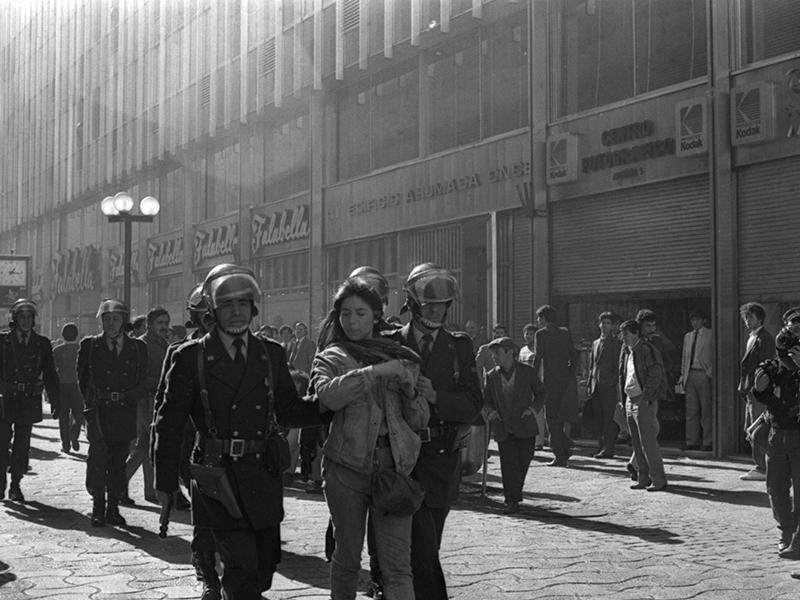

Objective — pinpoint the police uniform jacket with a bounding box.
[153,329,319,531]
[77,334,147,444]
[388,324,482,508]
[0,329,60,423]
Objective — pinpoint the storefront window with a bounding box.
[483,18,529,138]
[150,275,183,306]
[327,235,397,285]
[254,252,309,291]
[555,0,707,118]
[741,0,800,65]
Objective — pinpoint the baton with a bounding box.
[158,494,174,538]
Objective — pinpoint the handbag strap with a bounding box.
[196,338,218,439]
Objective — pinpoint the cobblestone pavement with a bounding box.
[0,419,797,599]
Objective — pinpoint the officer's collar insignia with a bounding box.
[207,354,216,361]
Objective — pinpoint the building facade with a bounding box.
[2,0,800,454]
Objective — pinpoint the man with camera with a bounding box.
[753,309,800,558]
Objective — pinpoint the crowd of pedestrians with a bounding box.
[3,266,800,598]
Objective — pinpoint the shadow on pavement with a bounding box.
[0,559,17,588]
[1,500,192,564]
[660,483,770,508]
[461,480,581,504]
[452,495,684,545]
[28,445,62,462]
[30,429,60,442]
[279,548,370,594]
[565,461,712,483]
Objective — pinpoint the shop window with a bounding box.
[151,275,183,306]
[256,252,309,292]
[327,236,397,285]
[554,0,707,117]
[741,0,800,64]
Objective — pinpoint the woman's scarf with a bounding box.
[337,337,421,367]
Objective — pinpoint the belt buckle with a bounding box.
[418,427,431,443]
[16,383,26,392]
[229,438,245,458]
[110,392,121,402]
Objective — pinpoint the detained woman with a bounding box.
[311,277,430,600]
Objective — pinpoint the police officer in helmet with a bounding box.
[153,264,319,600]
[78,298,147,526]
[0,299,60,502]
[388,263,482,600]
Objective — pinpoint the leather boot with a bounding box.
[91,494,106,527]
[105,500,127,527]
[8,481,24,502]
[192,551,221,600]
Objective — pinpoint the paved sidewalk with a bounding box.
[0,419,798,599]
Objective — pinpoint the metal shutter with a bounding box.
[511,212,532,334]
[738,156,800,300]
[551,175,710,297]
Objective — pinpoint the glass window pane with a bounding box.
[742,0,800,64]
[483,18,529,137]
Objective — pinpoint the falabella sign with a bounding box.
[193,221,239,268]
[251,204,310,255]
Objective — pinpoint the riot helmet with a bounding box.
[9,298,37,329]
[185,282,214,331]
[202,264,261,335]
[349,266,390,306]
[402,263,459,329]
[96,298,130,320]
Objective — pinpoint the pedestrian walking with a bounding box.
[619,319,668,492]
[388,263,483,600]
[0,299,60,502]
[484,337,545,514]
[739,301,775,481]
[78,299,147,526]
[52,322,84,454]
[312,276,430,600]
[153,263,319,600]
[531,305,578,467]
[123,307,170,505]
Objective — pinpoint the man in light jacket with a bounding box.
[678,309,713,451]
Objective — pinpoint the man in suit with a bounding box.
[679,309,714,451]
[388,263,483,600]
[52,322,83,454]
[78,299,147,526]
[532,304,578,467]
[739,301,775,480]
[153,264,319,600]
[287,321,315,373]
[484,337,545,514]
[0,299,60,502]
[588,312,623,459]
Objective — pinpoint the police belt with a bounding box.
[417,425,449,443]
[7,381,43,395]
[204,437,269,458]
[96,391,129,403]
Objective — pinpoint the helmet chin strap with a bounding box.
[412,303,448,330]
[225,324,249,336]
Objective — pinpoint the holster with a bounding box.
[189,460,243,520]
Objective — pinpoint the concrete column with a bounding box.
[308,90,327,336]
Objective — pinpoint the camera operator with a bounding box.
[753,312,800,559]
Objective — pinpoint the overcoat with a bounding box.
[0,329,60,423]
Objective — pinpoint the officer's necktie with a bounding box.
[420,334,433,363]
[20,332,28,346]
[232,338,245,366]
[111,339,118,356]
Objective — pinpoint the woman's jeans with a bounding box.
[324,458,414,600]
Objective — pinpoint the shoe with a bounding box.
[282,472,294,486]
[8,483,24,502]
[779,544,800,560]
[144,494,159,504]
[547,458,568,467]
[701,445,712,452]
[646,482,668,492]
[535,445,544,451]
[682,444,700,451]
[118,495,136,506]
[306,480,323,495]
[91,496,106,527]
[105,504,127,527]
[593,451,614,459]
[71,439,80,452]
[61,444,71,453]
[780,533,793,552]
[626,463,638,482]
[503,501,520,515]
[174,491,191,511]
[740,468,766,481]
[630,482,651,490]
[200,584,222,600]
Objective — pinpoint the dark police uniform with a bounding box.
[389,323,483,600]
[153,328,318,599]
[78,333,147,506]
[0,328,60,497]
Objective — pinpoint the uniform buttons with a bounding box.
[255,453,261,459]
[438,420,444,425]
[255,404,262,410]
[233,430,239,436]
[438,449,445,454]
[257,430,263,436]
[233,457,239,462]
[232,405,238,410]
[106,370,111,374]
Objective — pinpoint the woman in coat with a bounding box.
[311,277,430,600]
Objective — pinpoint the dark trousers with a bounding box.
[411,504,449,600]
[546,407,570,461]
[766,428,800,541]
[0,420,33,485]
[498,434,535,503]
[86,441,128,501]
[191,525,217,553]
[212,526,281,600]
[593,386,619,454]
[58,384,84,449]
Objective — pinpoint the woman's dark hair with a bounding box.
[317,277,384,350]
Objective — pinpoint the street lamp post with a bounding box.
[100,192,160,310]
